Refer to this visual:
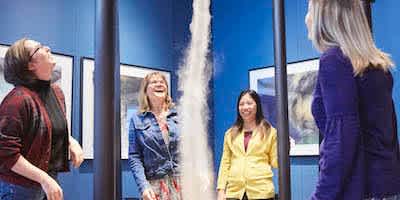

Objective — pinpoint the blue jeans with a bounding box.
[0,181,46,200]
[0,172,58,200]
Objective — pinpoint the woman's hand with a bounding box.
[289,136,296,149]
[11,156,64,200]
[69,137,84,168]
[40,174,63,200]
[217,189,226,200]
[142,188,157,200]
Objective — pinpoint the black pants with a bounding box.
[226,192,274,200]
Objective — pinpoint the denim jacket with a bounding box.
[128,108,180,195]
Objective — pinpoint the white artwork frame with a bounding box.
[249,58,320,156]
[0,44,73,133]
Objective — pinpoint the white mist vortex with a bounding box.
[177,0,214,199]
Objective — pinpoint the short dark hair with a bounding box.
[4,38,37,86]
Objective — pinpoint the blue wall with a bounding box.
[0,0,192,199]
[373,0,400,137]
[212,1,319,199]
[0,0,399,199]
[212,0,400,200]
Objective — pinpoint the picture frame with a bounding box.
[0,44,74,133]
[81,58,171,159]
[249,58,319,156]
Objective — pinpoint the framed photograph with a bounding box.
[0,44,74,133]
[81,58,171,159]
[249,58,319,156]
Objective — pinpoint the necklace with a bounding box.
[153,109,168,123]
[155,112,165,121]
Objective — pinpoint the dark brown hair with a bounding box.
[230,89,271,140]
[4,38,37,86]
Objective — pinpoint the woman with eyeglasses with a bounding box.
[0,38,84,200]
[128,72,181,200]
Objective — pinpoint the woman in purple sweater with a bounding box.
[305,0,400,199]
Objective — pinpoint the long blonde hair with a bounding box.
[138,72,174,113]
[308,0,393,75]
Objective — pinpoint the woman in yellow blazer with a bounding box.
[217,89,278,200]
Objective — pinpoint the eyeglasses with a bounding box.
[28,45,43,62]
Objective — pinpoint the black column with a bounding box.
[272,0,291,199]
[361,0,373,31]
[93,0,121,199]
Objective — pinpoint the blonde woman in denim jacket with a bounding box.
[217,90,278,200]
[128,72,181,200]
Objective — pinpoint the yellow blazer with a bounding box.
[217,126,278,199]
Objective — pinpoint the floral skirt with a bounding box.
[149,175,182,200]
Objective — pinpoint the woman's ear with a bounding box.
[27,62,36,71]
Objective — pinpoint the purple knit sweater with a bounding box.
[310,47,400,200]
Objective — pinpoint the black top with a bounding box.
[29,80,68,172]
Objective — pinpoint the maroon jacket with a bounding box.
[0,85,70,187]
